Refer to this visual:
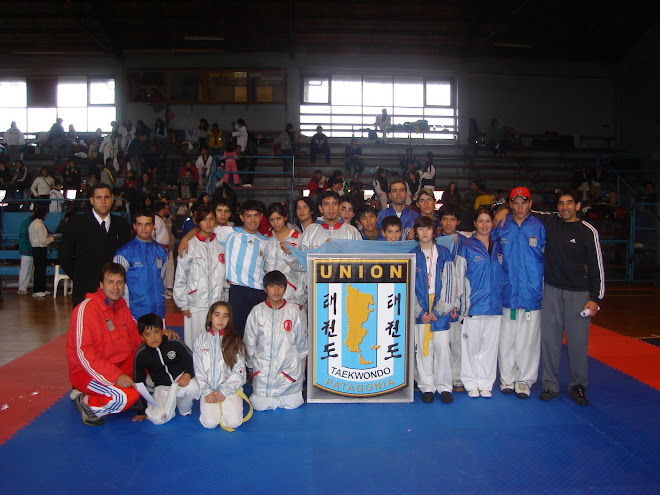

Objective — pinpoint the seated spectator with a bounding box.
[0,159,10,189]
[198,119,209,148]
[272,123,297,172]
[486,119,509,155]
[152,118,167,141]
[310,126,331,164]
[63,158,81,193]
[207,123,224,156]
[374,109,392,141]
[373,167,389,211]
[143,143,164,182]
[67,124,78,141]
[118,121,135,153]
[99,130,121,173]
[127,132,149,174]
[308,169,327,201]
[344,138,366,174]
[406,169,420,202]
[419,152,436,189]
[442,181,461,207]
[474,184,494,210]
[399,147,421,177]
[163,131,184,185]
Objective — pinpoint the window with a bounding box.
[0,77,116,134]
[301,75,456,140]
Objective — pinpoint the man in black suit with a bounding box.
[59,183,132,307]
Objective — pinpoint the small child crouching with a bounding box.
[194,301,248,430]
[133,314,200,425]
[244,270,308,411]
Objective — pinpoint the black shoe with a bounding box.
[440,391,453,404]
[421,392,434,403]
[569,385,589,406]
[74,394,104,426]
[539,388,559,401]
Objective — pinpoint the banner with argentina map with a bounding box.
[307,254,416,403]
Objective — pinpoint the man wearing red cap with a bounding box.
[495,188,604,406]
[491,186,545,399]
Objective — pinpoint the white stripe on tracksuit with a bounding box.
[75,299,113,387]
[87,380,129,416]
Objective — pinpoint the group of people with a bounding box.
[62,179,604,431]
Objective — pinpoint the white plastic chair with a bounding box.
[53,265,72,298]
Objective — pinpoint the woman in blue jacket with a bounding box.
[455,208,508,398]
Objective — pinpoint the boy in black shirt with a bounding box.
[133,314,199,424]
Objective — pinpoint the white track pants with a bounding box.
[18,255,34,292]
[460,315,501,392]
[415,324,452,394]
[250,391,304,411]
[184,307,208,350]
[199,392,244,429]
[449,320,462,383]
[498,308,540,387]
[146,378,200,425]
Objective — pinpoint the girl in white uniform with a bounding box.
[193,301,247,430]
[265,203,307,311]
[174,206,229,349]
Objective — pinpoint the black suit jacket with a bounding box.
[59,212,132,307]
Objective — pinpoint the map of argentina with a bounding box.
[344,284,375,365]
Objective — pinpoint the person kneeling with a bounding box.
[244,270,308,411]
[194,301,249,430]
[132,314,199,425]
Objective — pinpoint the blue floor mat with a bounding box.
[1,352,659,495]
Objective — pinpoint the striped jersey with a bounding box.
[214,225,268,290]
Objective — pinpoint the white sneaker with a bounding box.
[467,389,480,398]
[44,290,52,295]
[17,290,28,295]
[515,381,530,399]
[164,289,173,300]
[500,383,515,394]
[480,389,492,398]
[31,291,47,297]
[69,388,83,400]
[242,183,252,187]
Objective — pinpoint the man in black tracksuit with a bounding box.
[496,189,604,405]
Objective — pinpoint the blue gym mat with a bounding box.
[1,349,659,495]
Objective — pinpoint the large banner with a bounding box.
[307,254,415,403]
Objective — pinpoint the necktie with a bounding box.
[101,220,106,232]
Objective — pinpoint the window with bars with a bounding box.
[300,75,456,140]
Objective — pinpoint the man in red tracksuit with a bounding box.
[67,262,144,426]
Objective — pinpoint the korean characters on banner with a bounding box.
[307,256,415,403]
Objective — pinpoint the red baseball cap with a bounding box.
[510,186,531,201]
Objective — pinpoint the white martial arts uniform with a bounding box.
[244,300,307,411]
[174,233,230,349]
[193,330,246,429]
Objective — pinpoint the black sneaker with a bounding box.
[421,392,434,403]
[75,394,104,426]
[440,391,454,404]
[539,388,559,401]
[569,385,589,406]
